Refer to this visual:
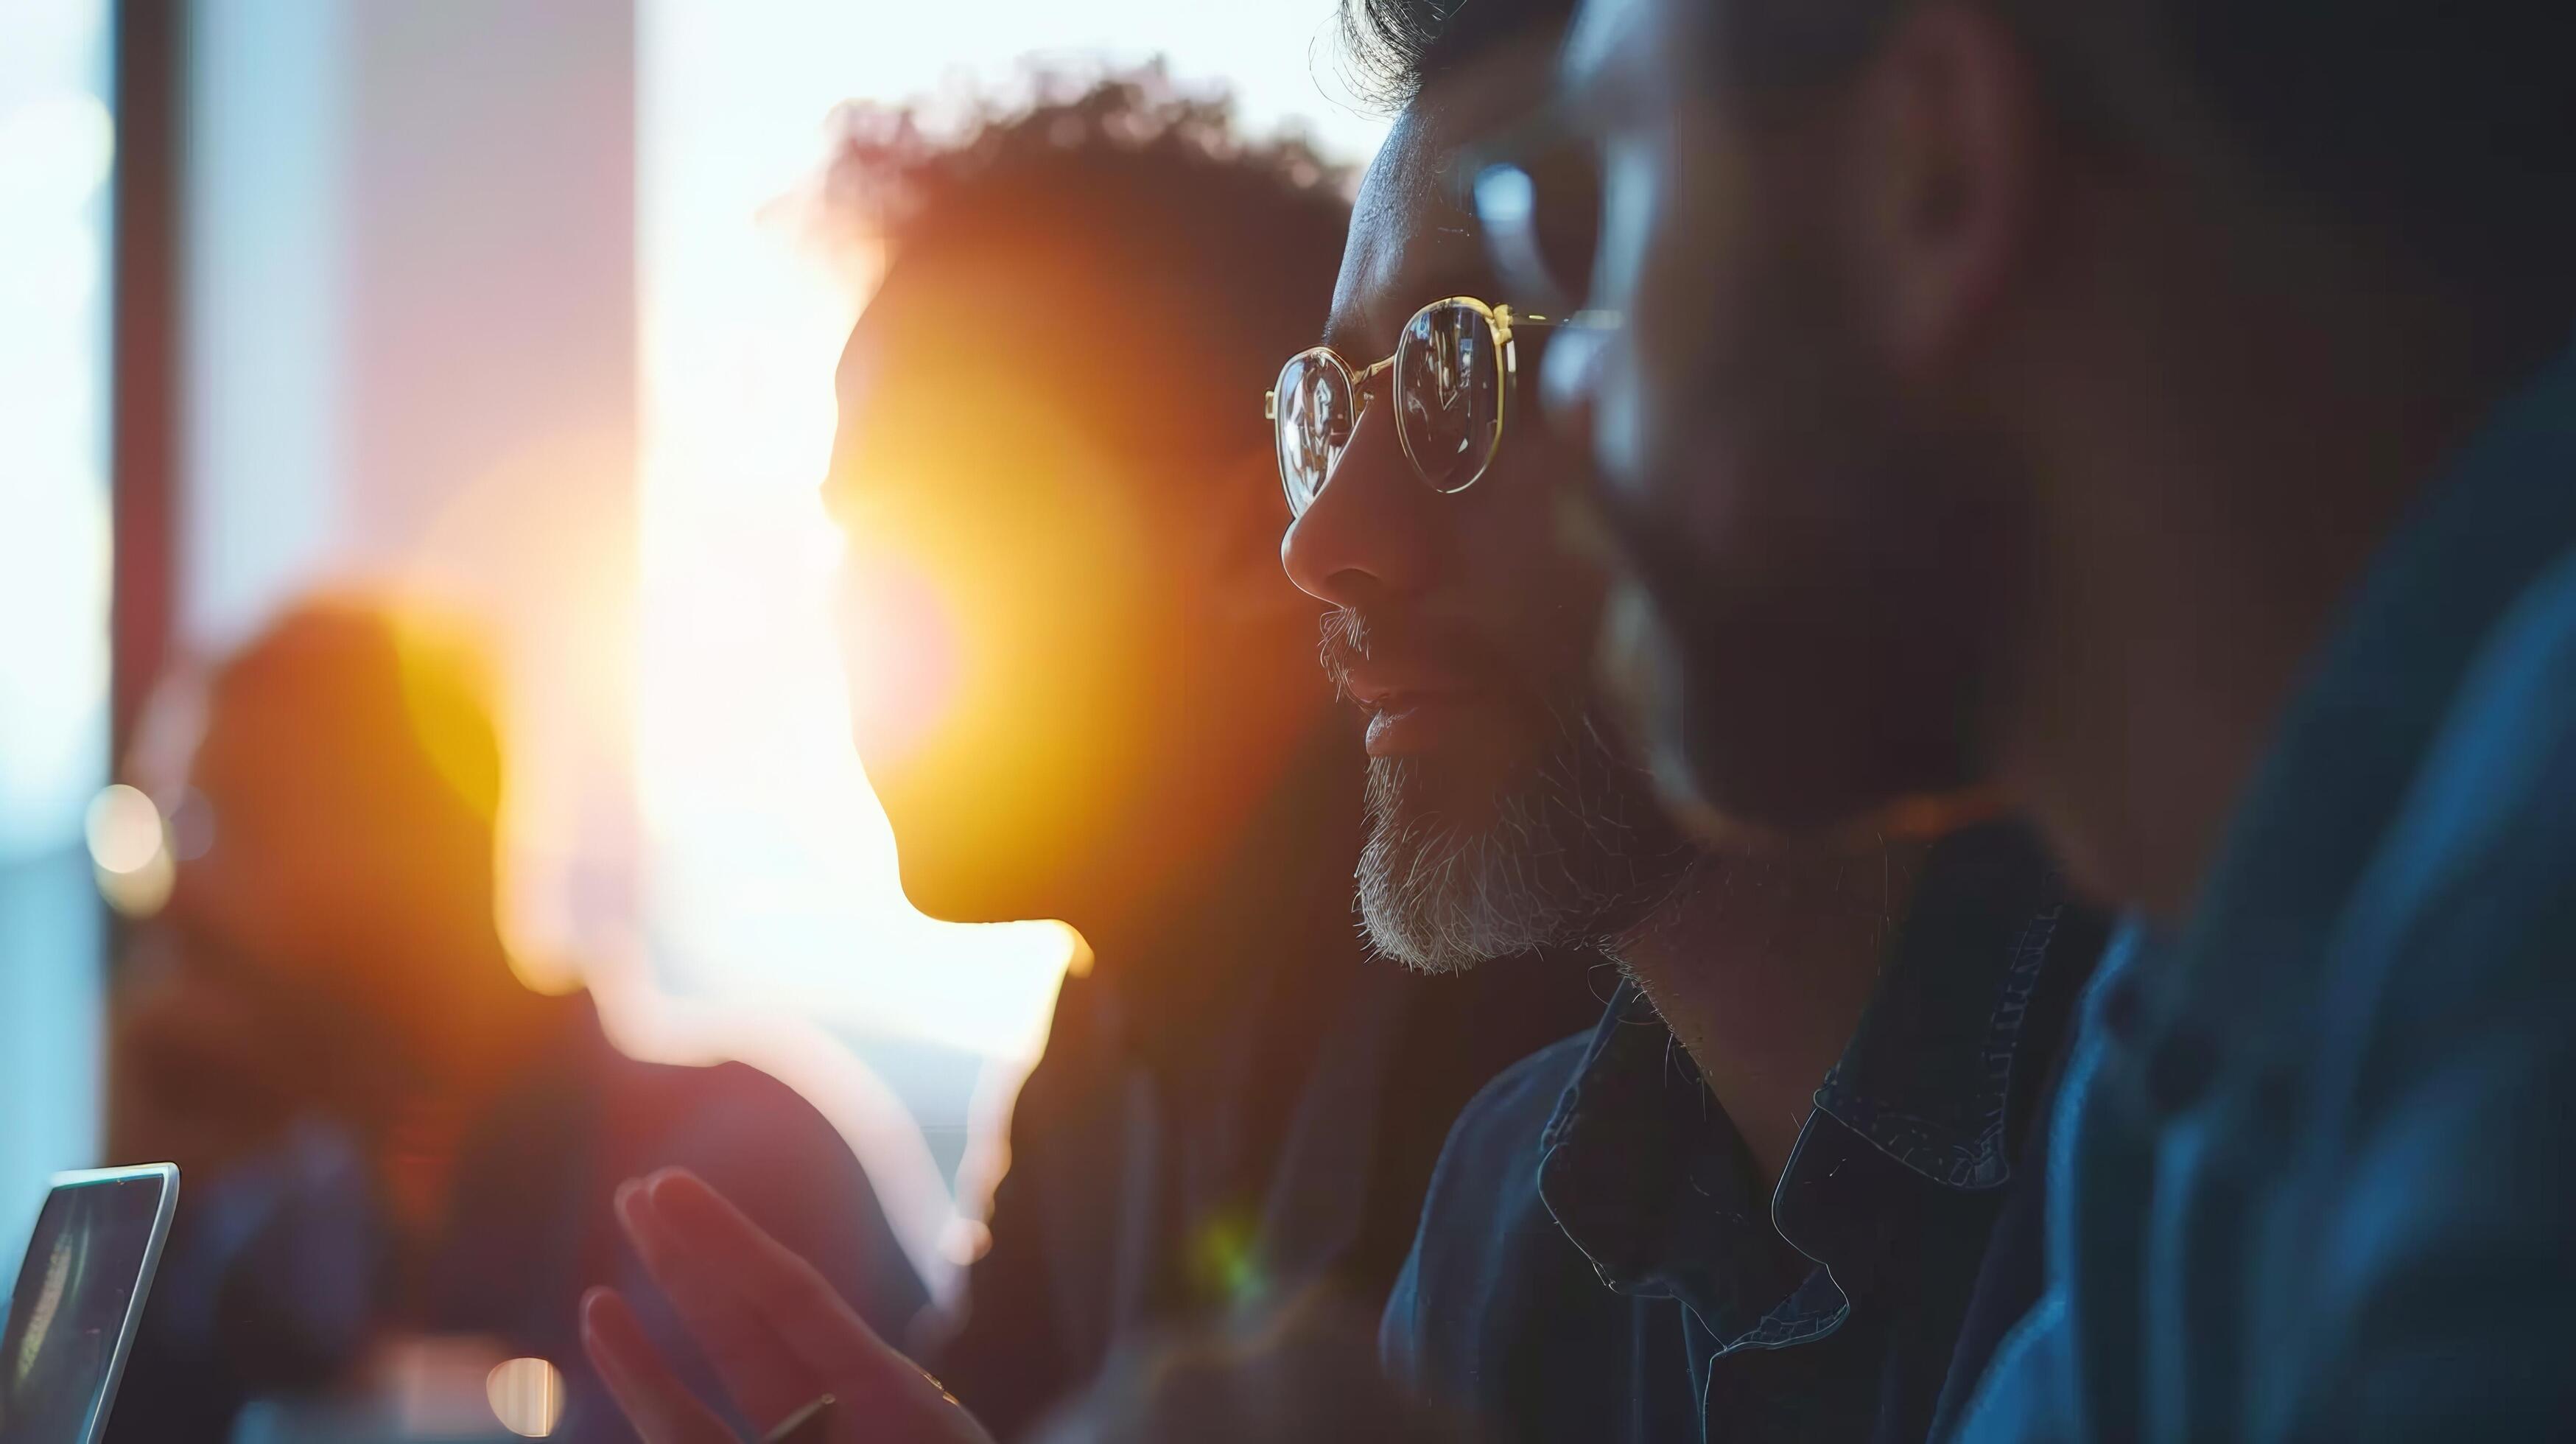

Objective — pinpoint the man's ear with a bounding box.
[1198,448,1325,628]
[1845,0,2049,377]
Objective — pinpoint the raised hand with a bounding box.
[582,1168,994,1444]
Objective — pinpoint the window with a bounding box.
[0,0,114,1268]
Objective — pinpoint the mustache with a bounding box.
[1317,606,1517,704]
[1322,603,1647,793]
[1317,608,1368,702]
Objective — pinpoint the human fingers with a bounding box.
[636,1170,905,1383]
[580,1287,742,1444]
[615,1180,825,1428]
[628,1171,986,1437]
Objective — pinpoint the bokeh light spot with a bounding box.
[88,782,175,916]
[84,784,164,874]
[1187,1208,1269,1311]
[95,849,175,918]
[485,1356,564,1437]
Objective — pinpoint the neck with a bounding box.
[1998,210,2507,921]
[1610,838,1923,1187]
[1061,714,1357,977]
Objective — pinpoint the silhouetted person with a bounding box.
[105,600,922,1442]
[580,71,1604,1443]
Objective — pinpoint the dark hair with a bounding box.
[1346,0,2576,339]
[1337,0,1582,114]
[215,597,505,824]
[816,63,1352,467]
[824,63,1349,262]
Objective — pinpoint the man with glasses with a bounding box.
[578,71,1601,1444]
[1260,3,2102,1440]
[1519,0,2576,1437]
[969,21,2094,1436]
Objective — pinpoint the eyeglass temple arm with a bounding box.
[1492,306,1624,343]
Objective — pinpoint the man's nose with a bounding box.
[1280,401,1433,608]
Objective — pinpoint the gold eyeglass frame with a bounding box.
[1264,296,1573,517]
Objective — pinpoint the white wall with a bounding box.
[176,0,980,1298]
[186,0,640,989]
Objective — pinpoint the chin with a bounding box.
[1621,550,1994,835]
[1372,746,1520,834]
[891,851,1017,927]
[1598,424,2015,833]
[1383,698,1559,807]
[874,796,1008,924]
[1356,698,1696,975]
[1668,697,1970,837]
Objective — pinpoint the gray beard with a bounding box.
[1355,708,1699,974]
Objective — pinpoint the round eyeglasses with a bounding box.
[1265,297,1573,519]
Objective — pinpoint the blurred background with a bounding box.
[0,0,1384,1336]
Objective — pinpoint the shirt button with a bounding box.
[2145,1026,2218,1114]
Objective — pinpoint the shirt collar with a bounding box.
[1809,821,2078,1189]
[1533,821,2080,1351]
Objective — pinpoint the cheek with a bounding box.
[1640,161,1884,568]
[1450,445,1617,705]
[833,550,966,772]
[1593,126,1766,506]
[832,480,1168,833]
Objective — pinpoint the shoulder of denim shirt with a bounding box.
[2262,536,2576,1439]
[1953,338,2576,1444]
[1381,1026,1705,1444]
[1382,1028,1596,1395]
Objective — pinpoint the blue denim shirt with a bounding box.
[1386,823,2105,1443]
[1954,342,2576,1441]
